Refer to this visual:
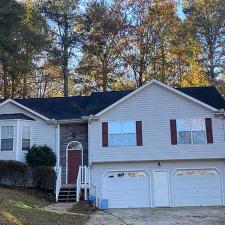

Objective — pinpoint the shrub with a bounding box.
[32,166,56,191]
[26,145,56,167]
[0,160,29,186]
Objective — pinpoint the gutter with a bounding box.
[215,109,225,118]
[82,115,99,121]
[47,118,86,124]
[46,115,99,125]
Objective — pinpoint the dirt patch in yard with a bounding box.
[0,186,89,225]
[69,201,97,215]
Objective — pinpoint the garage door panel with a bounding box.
[174,169,222,206]
[103,171,150,208]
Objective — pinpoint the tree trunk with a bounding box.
[160,43,166,83]
[102,72,107,92]
[62,17,69,97]
[138,51,145,87]
[22,76,27,98]
[3,69,10,99]
[63,66,69,97]
[102,57,107,92]
[209,51,215,81]
[11,77,15,98]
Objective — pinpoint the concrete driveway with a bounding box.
[85,207,225,225]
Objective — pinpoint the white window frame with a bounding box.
[108,121,136,147]
[176,118,207,145]
[22,126,31,151]
[0,125,15,151]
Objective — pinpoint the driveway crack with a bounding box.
[104,211,129,225]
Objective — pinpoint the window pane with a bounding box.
[22,139,30,151]
[1,126,14,139]
[109,134,122,146]
[192,118,205,130]
[177,119,192,131]
[1,138,13,151]
[109,122,122,134]
[122,122,136,133]
[192,131,206,144]
[178,131,191,144]
[22,126,31,139]
[123,133,136,146]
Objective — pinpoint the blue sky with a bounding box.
[177,0,185,20]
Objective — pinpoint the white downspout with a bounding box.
[16,120,20,161]
[56,124,60,168]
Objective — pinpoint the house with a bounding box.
[0,79,225,208]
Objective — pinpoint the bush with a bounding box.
[0,160,29,186]
[32,166,56,191]
[26,145,56,167]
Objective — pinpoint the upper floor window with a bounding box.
[22,126,31,151]
[1,126,14,151]
[176,118,206,144]
[109,122,136,147]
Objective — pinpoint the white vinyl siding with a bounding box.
[109,121,136,147]
[0,102,57,162]
[89,83,225,163]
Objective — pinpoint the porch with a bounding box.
[55,165,90,203]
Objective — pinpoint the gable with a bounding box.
[0,101,45,121]
[98,82,217,120]
[96,80,221,117]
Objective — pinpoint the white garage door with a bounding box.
[102,171,150,208]
[174,169,223,206]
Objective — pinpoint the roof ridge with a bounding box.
[2,86,217,101]
[14,95,89,101]
[176,85,215,89]
[90,89,133,95]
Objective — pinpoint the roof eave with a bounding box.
[54,118,88,124]
[0,99,50,121]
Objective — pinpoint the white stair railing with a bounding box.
[76,165,90,202]
[55,166,62,202]
[76,166,82,202]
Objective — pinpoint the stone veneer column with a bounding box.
[60,123,88,184]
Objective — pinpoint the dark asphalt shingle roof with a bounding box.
[0,86,224,120]
[176,86,225,110]
[15,90,132,120]
[0,113,35,120]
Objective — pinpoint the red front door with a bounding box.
[68,150,82,184]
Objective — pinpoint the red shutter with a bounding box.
[102,122,108,147]
[136,121,143,146]
[170,120,177,145]
[205,118,213,144]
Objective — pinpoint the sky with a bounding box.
[177,0,186,20]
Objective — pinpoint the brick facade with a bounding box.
[60,123,88,184]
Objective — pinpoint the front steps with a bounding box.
[58,187,76,203]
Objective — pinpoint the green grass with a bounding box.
[0,186,89,225]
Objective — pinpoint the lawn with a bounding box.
[0,186,89,225]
